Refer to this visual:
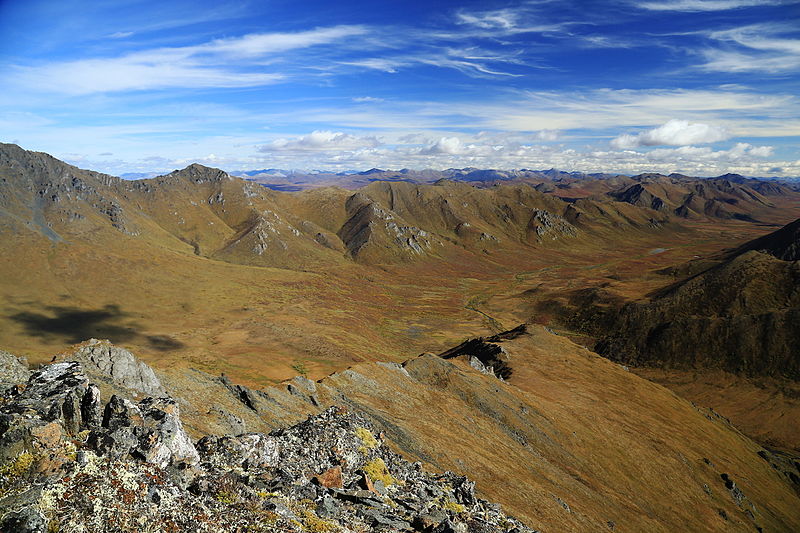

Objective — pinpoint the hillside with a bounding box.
[592,219,800,379]
[3,330,800,531]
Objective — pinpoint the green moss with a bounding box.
[291,361,309,377]
[355,427,378,450]
[214,490,238,504]
[298,509,338,532]
[363,457,398,486]
[0,451,36,479]
[442,500,467,514]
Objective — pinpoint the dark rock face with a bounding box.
[0,360,536,532]
[439,325,526,380]
[583,219,800,380]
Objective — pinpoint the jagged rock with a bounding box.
[196,432,278,470]
[218,374,260,412]
[71,339,165,396]
[133,397,200,467]
[0,360,536,533]
[1,362,98,436]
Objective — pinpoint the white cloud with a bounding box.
[11,26,367,95]
[260,131,381,152]
[454,7,567,34]
[636,0,788,11]
[247,137,794,177]
[340,58,405,73]
[352,96,384,103]
[699,23,800,73]
[194,26,368,58]
[611,119,730,148]
[745,144,774,157]
[420,137,466,155]
[534,130,560,142]
[14,61,284,95]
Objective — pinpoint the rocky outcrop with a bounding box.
[0,359,535,532]
[438,325,527,380]
[0,350,29,389]
[526,209,577,241]
[338,193,437,262]
[70,338,165,396]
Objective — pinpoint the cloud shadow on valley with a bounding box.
[7,304,184,351]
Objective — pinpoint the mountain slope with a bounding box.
[23,329,800,532]
[606,174,774,221]
[592,218,800,379]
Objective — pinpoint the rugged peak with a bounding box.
[166,163,231,184]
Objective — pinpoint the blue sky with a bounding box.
[1,0,799,176]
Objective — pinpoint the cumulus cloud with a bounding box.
[611,119,730,149]
[248,138,790,177]
[645,142,774,161]
[419,137,467,155]
[534,130,560,142]
[259,131,381,152]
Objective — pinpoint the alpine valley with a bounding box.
[1,142,799,532]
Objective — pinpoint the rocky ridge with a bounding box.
[0,354,535,532]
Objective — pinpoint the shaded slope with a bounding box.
[734,217,800,261]
[592,219,800,379]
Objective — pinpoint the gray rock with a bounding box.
[0,350,30,388]
[0,506,47,533]
[89,395,199,467]
[136,397,200,467]
[0,362,538,533]
[3,361,94,436]
[72,339,165,396]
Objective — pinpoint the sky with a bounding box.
[1,0,799,177]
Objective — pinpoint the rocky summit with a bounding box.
[0,357,533,532]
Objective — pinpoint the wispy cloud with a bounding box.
[699,23,800,73]
[454,6,568,34]
[636,0,789,12]
[11,26,368,95]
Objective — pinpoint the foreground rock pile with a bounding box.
[0,358,535,532]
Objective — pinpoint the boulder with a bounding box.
[71,339,165,396]
[0,350,30,388]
